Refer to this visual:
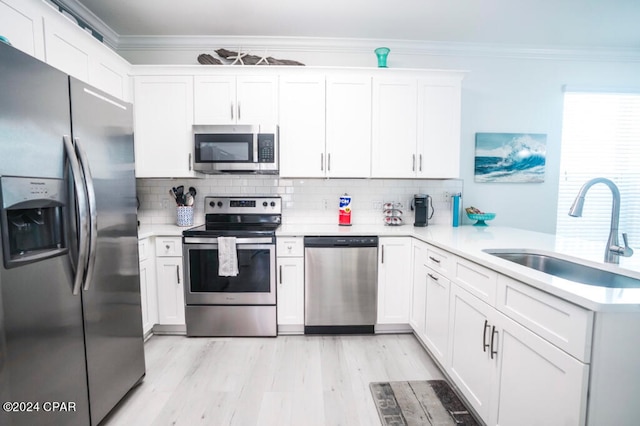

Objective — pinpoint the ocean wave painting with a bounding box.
[474,133,546,183]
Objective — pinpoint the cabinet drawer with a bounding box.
[497,274,593,362]
[277,237,303,257]
[455,257,498,304]
[426,245,454,275]
[155,237,182,257]
[138,238,150,261]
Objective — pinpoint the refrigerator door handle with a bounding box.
[63,135,90,296]
[74,137,98,292]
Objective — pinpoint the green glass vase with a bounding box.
[374,47,390,68]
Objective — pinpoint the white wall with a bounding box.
[124,42,640,233]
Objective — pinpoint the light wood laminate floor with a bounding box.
[102,334,444,426]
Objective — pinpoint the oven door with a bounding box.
[184,237,276,305]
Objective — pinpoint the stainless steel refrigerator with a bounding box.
[0,42,145,425]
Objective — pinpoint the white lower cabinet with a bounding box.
[448,283,588,425]
[138,238,157,335]
[410,241,428,339]
[377,237,412,326]
[276,237,304,333]
[155,237,185,326]
[423,268,450,365]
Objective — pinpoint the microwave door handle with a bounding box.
[253,132,259,163]
[63,135,89,296]
[74,137,98,292]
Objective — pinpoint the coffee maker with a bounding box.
[413,194,434,227]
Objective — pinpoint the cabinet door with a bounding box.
[194,75,236,124]
[325,75,372,177]
[90,48,131,102]
[139,257,157,334]
[276,257,304,326]
[448,284,494,421]
[410,241,428,339]
[377,238,412,324]
[279,75,326,178]
[134,76,194,177]
[42,10,91,83]
[417,77,462,178]
[424,268,451,365]
[492,312,588,426]
[371,77,418,178]
[0,0,45,60]
[156,257,185,325]
[236,75,278,124]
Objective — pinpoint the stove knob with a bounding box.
[270,201,276,207]
[217,201,223,208]
[209,201,215,207]
[263,201,268,207]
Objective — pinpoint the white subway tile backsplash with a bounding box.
[136,175,463,227]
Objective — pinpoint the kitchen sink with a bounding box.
[483,249,640,288]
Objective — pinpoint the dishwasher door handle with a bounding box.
[381,245,384,264]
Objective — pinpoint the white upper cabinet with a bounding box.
[0,0,45,60]
[41,4,131,101]
[133,75,195,178]
[417,76,462,178]
[372,72,463,178]
[194,75,278,125]
[325,74,372,177]
[279,74,326,178]
[371,77,418,178]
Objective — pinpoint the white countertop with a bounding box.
[138,222,640,312]
[278,223,640,312]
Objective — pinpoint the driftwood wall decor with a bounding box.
[197,49,304,66]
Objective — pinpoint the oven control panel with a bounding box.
[205,196,282,214]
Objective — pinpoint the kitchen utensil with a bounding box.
[185,193,194,206]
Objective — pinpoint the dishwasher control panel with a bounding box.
[304,236,379,247]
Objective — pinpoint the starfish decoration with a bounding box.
[255,50,270,65]
[228,48,248,65]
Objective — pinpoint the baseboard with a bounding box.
[278,324,304,335]
[375,323,413,334]
[153,324,187,335]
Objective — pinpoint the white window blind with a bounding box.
[556,92,640,246]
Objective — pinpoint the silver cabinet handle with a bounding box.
[419,154,423,172]
[483,319,490,353]
[428,256,441,264]
[412,154,416,172]
[176,265,180,284]
[238,101,241,121]
[427,273,439,281]
[327,153,331,172]
[188,153,192,171]
[279,265,283,284]
[490,326,498,359]
[165,245,170,250]
[230,102,234,120]
[63,135,89,296]
[320,153,324,171]
[381,245,385,264]
[74,137,98,292]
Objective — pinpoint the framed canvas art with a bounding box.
[474,133,546,183]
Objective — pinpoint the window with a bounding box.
[556,91,640,248]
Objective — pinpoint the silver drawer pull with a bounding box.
[427,273,439,281]
[428,256,441,264]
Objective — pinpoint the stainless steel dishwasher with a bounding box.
[304,236,378,334]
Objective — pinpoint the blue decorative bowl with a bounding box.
[466,212,496,226]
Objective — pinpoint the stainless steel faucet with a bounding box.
[568,177,633,264]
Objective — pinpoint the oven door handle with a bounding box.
[183,237,274,245]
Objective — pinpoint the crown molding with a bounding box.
[48,0,120,48]
[116,36,640,62]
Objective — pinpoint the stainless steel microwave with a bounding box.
[193,124,279,174]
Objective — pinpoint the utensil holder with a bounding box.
[177,206,194,227]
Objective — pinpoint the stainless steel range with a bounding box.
[182,196,281,336]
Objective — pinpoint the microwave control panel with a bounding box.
[257,134,275,163]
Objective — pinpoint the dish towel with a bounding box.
[218,237,239,277]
